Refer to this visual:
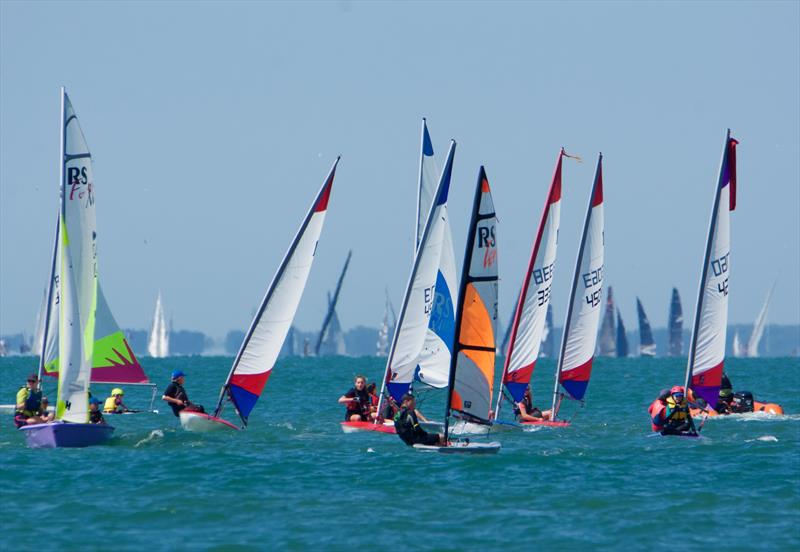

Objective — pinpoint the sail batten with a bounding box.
[218,159,338,424]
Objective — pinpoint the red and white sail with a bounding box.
[553,154,604,415]
[218,159,338,425]
[685,132,738,407]
[498,150,564,412]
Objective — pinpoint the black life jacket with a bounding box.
[17,387,43,416]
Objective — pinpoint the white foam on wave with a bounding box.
[745,435,779,442]
[134,429,165,447]
[367,447,376,453]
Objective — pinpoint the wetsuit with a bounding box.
[343,387,371,421]
[394,407,439,446]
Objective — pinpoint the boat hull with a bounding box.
[520,419,570,428]
[179,411,239,432]
[341,421,396,434]
[19,421,114,448]
[413,441,501,454]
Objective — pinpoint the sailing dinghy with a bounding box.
[148,291,169,358]
[493,150,572,429]
[180,159,338,431]
[22,89,115,447]
[344,121,456,434]
[547,154,605,425]
[417,167,501,454]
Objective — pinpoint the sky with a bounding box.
[1,1,798,339]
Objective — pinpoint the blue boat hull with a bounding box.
[19,422,115,448]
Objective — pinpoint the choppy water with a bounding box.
[1,356,798,550]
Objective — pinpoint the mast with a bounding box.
[551,154,603,419]
[684,130,733,392]
[315,250,353,355]
[376,141,455,418]
[494,149,564,421]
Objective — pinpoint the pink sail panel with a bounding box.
[501,150,564,403]
[687,135,738,407]
[558,155,604,402]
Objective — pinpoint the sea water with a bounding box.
[1,356,798,550]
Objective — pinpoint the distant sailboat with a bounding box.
[315,250,352,356]
[540,304,555,358]
[616,308,629,358]
[668,288,683,356]
[597,286,616,356]
[684,131,738,409]
[376,289,396,357]
[636,297,656,357]
[550,154,605,423]
[180,158,338,431]
[732,331,744,357]
[147,291,169,358]
[22,89,116,447]
[745,283,775,357]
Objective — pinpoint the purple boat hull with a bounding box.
[19,421,115,448]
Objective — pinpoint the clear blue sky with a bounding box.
[2,1,798,338]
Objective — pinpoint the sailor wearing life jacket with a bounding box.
[648,386,694,435]
[14,373,53,428]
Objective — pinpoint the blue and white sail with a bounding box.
[413,119,457,389]
[380,141,457,403]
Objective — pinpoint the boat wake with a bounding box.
[134,429,165,448]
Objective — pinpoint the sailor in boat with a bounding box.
[103,388,130,414]
[515,386,552,422]
[162,370,204,417]
[89,397,106,425]
[14,374,53,428]
[394,394,445,447]
[366,382,379,419]
[648,386,696,435]
[338,375,372,422]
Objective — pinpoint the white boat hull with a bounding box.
[179,411,239,432]
[413,441,501,454]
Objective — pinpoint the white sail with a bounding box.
[732,331,744,357]
[380,141,456,404]
[56,90,97,423]
[32,289,47,357]
[746,283,775,357]
[148,291,169,358]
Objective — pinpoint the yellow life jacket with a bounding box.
[103,396,119,413]
[666,396,689,421]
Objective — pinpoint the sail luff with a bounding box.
[376,141,455,413]
[215,158,338,424]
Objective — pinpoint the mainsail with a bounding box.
[56,89,98,422]
[147,291,169,358]
[597,286,616,356]
[414,119,457,389]
[684,131,738,407]
[40,97,147,386]
[552,154,605,417]
[636,297,656,357]
[616,308,629,358]
[446,167,498,429]
[378,141,456,405]
[499,150,565,410]
[315,250,352,356]
[215,159,338,426]
[668,288,683,356]
[746,283,775,357]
